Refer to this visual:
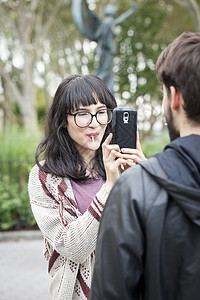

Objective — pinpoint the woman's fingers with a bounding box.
[102,132,146,191]
[102,133,121,162]
[103,134,126,191]
[103,133,113,145]
[136,131,146,158]
[121,133,146,161]
[102,133,112,154]
[136,131,144,152]
[102,133,121,152]
[120,149,146,162]
[102,133,112,160]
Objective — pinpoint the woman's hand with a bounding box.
[102,132,146,191]
[102,133,126,192]
[119,132,146,171]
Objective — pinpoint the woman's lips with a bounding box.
[87,133,100,140]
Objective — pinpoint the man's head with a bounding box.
[156,32,200,140]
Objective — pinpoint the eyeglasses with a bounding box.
[67,108,113,128]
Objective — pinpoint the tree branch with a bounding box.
[42,1,63,36]
[0,60,23,106]
[174,0,200,31]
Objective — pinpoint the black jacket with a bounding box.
[90,135,200,300]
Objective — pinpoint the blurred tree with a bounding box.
[0,0,79,129]
[104,0,197,137]
[174,0,200,31]
[0,0,199,135]
[109,0,169,137]
[0,0,59,129]
[1,0,41,129]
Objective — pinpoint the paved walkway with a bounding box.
[0,231,51,300]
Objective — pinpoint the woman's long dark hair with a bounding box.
[36,74,117,180]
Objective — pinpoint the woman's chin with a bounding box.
[87,140,101,151]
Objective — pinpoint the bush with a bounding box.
[0,125,42,230]
[0,177,37,230]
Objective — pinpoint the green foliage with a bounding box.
[115,0,168,101]
[0,125,42,160]
[162,0,196,38]
[0,125,41,230]
[114,0,197,104]
[142,130,170,158]
[0,177,36,231]
[36,89,49,125]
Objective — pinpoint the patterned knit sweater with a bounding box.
[28,163,110,300]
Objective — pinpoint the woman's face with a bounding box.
[66,100,108,156]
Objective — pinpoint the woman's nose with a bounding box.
[89,115,99,127]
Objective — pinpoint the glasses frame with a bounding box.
[67,108,113,128]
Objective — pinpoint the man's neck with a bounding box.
[180,124,200,137]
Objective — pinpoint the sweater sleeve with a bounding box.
[28,164,110,264]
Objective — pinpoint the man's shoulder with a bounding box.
[116,157,168,208]
[121,157,166,180]
[106,157,168,224]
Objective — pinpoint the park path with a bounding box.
[0,232,51,300]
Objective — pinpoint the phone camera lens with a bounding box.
[123,112,129,123]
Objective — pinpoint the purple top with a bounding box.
[70,175,105,214]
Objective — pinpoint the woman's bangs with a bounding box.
[67,82,98,112]
[65,75,116,113]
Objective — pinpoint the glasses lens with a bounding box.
[96,109,112,125]
[76,112,91,127]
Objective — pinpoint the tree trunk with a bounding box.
[174,0,200,31]
[0,94,4,132]
[16,0,38,130]
[20,46,38,130]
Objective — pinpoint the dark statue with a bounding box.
[72,0,136,93]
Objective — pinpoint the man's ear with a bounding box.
[169,86,181,111]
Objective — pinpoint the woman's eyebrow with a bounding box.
[75,108,88,111]
[98,105,107,109]
[76,105,107,111]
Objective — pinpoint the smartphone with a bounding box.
[112,107,137,149]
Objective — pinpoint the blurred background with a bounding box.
[0,0,199,231]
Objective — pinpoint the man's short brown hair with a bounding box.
[156,31,200,123]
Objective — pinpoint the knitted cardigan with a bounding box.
[28,163,110,300]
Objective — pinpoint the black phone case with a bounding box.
[112,108,137,149]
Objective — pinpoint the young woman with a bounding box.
[28,74,145,300]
